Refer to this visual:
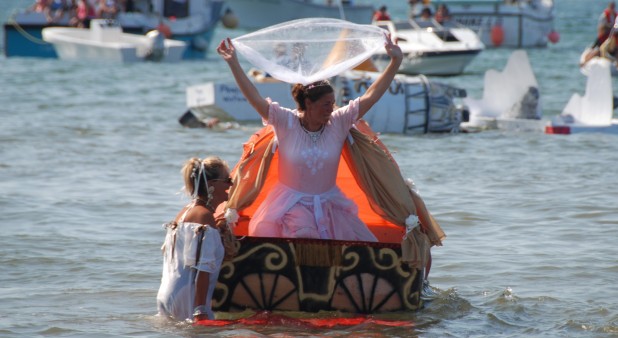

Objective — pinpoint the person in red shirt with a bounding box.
[594,1,617,48]
[372,5,391,21]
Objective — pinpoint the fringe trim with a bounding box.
[294,242,343,267]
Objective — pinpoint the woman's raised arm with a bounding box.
[217,38,270,119]
[357,34,403,119]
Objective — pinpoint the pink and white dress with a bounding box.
[248,98,377,242]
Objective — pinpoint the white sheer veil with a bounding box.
[232,18,387,85]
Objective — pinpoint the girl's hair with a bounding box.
[181,156,228,197]
[291,80,334,111]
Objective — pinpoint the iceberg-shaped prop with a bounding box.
[232,18,387,85]
[464,50,541,128]
[560,58,613,125]
[546,59,618,134]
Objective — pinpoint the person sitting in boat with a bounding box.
[582,2,618,67]
[96,0,120,19]
[28,0,49,14]
[594,1,617,49]
[70,0,95,28]
[216,35,403,241]
[600,29,618,64]
[157,157,235,321]
[372,5,391,22]
[434,4,451,24]
[47,0,73,23]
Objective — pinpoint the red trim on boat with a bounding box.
[194,311,413,328]
[545,126,571,134]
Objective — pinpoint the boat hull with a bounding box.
[374,49,482,76]
[42,25,187,63]
[186,71,467,134]
[213,236,423,314]
[224,0,374,30]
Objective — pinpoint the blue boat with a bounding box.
[3,0,225,59]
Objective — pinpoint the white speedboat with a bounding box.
[186,69,468,135]
[372,19,484,76]
[223,0,374,30]
[547,58,618,135]
[42,19,187,63]
[415,0,558,48]
[3,0,224,59]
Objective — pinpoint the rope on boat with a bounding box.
[7,10,49,45]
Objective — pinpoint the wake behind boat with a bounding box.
[42,19,186,63]
[372,19,484,76]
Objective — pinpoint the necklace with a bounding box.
[300,120,325,143]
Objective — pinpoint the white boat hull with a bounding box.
[224,0,374,30]
[42,21,186,63]
[419,0,555,48]
[374,49,481,76]
[186,71,468,134]
[372,20,484,76]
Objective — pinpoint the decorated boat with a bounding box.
[42,19,186,63]
[372,19,484,76]
[413,0,558,48]
[222,0,375,30]
[186,69,469,134]
[211,121,446,313]
[3,0,224,59]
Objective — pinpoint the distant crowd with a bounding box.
[28,0,133,27]
[372,1,452,25]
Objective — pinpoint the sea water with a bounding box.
[1,0,617,337]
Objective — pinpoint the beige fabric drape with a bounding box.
[226,126,276,211]
[342,120,445,247]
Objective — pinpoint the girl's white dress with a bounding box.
[157,203,224,321]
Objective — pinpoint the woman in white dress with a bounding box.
[216,35,402,241]
[156,157,233,321]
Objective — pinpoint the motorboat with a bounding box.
[371,19,484,76]
[546,58,618,135]
[461,50,547,132]
[412,0,558,48]
[222,0,374,30]
[42,19,186,63]
[3,0,224,59]
[186,69,469,135]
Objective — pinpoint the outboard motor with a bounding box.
[145,30,166,61]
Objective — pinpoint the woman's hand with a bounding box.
[216,38,238,63]
[384,33,403,61]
